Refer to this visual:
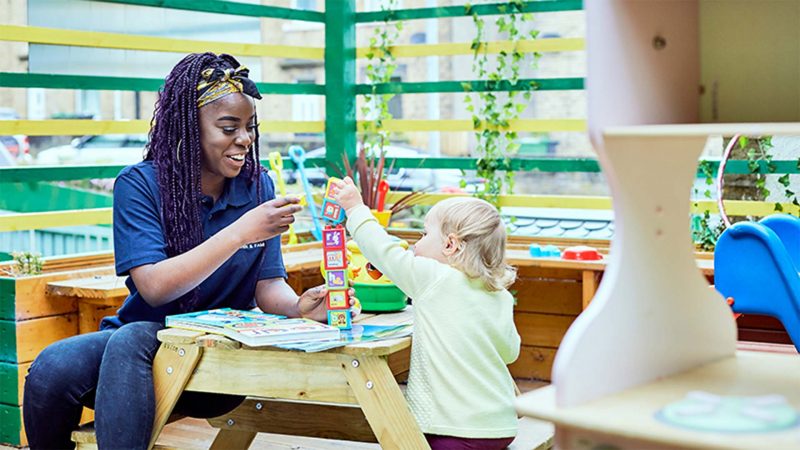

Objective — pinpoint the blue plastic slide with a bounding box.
[714,214,800,351]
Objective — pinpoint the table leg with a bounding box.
[148,342,202,450]
[581,270,600,310]
[339,354,429,450]
[209,429,257,450]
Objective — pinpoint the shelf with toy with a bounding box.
[514,123,800,450]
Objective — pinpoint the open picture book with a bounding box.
[165,308,341,347]
[276,323,413,353]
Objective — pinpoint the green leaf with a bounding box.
[461,82,473,92]
[774,202,784,212]
[738,136,749,148]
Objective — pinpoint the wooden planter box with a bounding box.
[0,255,115,447]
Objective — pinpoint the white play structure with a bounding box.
[515,2,800,449]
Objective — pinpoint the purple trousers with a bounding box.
[425,434,515,450]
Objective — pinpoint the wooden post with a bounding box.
[148,329,204,450]
[338,354,429,450]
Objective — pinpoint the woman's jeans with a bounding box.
[23,321,243,450]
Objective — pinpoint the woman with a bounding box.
[23,52,352,449]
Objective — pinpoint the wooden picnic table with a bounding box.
[148,308,426,450]
[506,249,714,309]
[46,275,129,305]
[46,275,129,333]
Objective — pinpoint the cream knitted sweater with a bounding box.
[346,205,521,438]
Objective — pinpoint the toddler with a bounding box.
[332,177,521,450]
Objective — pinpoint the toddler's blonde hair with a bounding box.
[429,197,516,291]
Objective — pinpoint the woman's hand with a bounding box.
[232,196,302,245]
[297,285,360,323]
[331,177,363,213]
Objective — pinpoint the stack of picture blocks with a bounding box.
[321,178,351,329]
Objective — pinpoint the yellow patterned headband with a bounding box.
[196,65,262,108]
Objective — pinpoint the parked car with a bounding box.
[36,134,148,165]
[287,144,477,192]
[0,140,17,167]
[0,108,31,163]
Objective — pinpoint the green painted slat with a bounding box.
[354,78,584,95]
[0,403,22,446]
[356,0,583,22]
[0,279,14,322]
[90,0,325,22]
[0,73,325,95]
[0,72,163,91]
[372,157,601,172]
[0,183,113,213]
[2,159,799,184]
[0,362,20,406]
[376,158,800,175]
[0,165,127,183]
[0,159,327,184]
[257,83,326,95]
[704,160,800,175]
[324,0,357,176]
[0,319,16,363]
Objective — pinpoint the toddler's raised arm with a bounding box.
[345,205,443,300]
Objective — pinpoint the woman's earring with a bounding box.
[176,139,182,163]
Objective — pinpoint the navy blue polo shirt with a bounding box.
[103,160,286,328]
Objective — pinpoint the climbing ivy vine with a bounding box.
[361,0,402,154]
[693,136,800,251]
[464,0,539,208]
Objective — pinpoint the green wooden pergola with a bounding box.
[0,0,798,233]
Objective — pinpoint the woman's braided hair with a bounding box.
[144,52,263,311]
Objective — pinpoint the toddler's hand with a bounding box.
[332,177,363,212]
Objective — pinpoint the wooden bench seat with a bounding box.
[72,411,553,450]
[71,423,181,450]
[206,397,553,450]
[508,417,554,450]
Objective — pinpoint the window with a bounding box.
[292,78,321,136]
[293,0,317,10]
[76,90,101,119]
[387,76,403,119]
[364,0,403,11]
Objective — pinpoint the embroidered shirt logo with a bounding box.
[241,241,266,250]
